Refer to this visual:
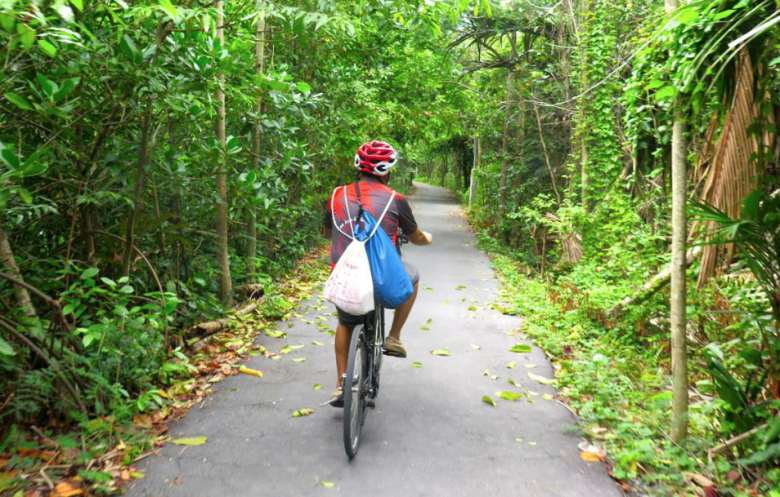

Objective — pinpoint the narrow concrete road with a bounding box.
[128,182,622,497]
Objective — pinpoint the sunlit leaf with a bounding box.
[482,395,496,407]
[239,365,263,378]
[292,408,314,417]
[431,348,450,356]
[509,344,532,353]
[171,436,207,446]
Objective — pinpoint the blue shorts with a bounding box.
[335,261,420,327]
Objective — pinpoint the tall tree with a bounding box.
[247,16,267,279]
[497,31,517,221]
[216,0,232,302]
[665,0,688,443]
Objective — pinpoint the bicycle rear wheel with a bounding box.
[343,325,368,459]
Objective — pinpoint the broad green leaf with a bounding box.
[296,82,311,93]
[431,348,450,356]
[80,267,99,279]
[527,372,557,385]
[120,35,138,61]
[70,0,84,11]
[5,93,33,110]
[654,85,675,102]
[17,23,35,50]
[37,39,57,57]
[292,357,306,363]
[37,73,57,97]
[482,395,496,407]
[0,337,15,356]
[411,361,423,368]
[265,330,285,338]
[497,391,523,401]
[159,0,178,20]
[171,436,207,446]
[321,481,335,488]
[313,384,322,390]
[118,285,134,294]
[311,340,324,346]
[53,78,79,102]
[18,188,32,203]
[510,344,532,353]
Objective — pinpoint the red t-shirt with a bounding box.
[323,177,418,265]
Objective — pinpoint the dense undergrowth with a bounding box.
[472,225,780,496]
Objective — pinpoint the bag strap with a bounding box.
[330,182,397,242]
[331,186,355,240]
[366,189,396,241]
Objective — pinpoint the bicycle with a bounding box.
[342,232,408,459]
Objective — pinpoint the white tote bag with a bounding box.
[323,186,375,315]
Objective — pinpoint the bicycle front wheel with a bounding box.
[343,325,368,459]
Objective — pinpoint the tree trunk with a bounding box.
[534,104,562,207]
[121,101,152,277]
[510,101,527,246]
[0,213,37,318]
[667,0,688,445]
[216,0,232,303]
[469,136,479,210]
[247,16,266,280]
[497,32,517,221]
[439,155,448,186]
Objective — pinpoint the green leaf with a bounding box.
[171,436,208,446]
[70,0,84,12]
[509,344,532,353]
[80,267,99,279]
[431,348,450,356]
[118,285,134,294]
[53,78,79,102]
[470,344,481,350]
[296,82,311,93]
[62,304,76,315]
[0,337,15,356]
[311,340,324,346]
[37,73,57,98]
[18,188,32,203]
[5,93,33,110]
[713,9,735,20]
[1,13,15,32]
[37,39,57,57]
[292,357,306,363]
[644,79,665,90]
[159,0,178,20]
[0,146,20,169]
[292,408,314,417]
[497,391,523,401]
[17,24,35,51]
[120,35,138,61]
[527,372,557,385]
[482,395,497,407]
[321,481,335,488]
[411,361,423,368]
[265,330,285,338]
[313,384,322,390]
[654,85,675,102]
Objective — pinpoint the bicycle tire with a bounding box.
[343,325,368,459]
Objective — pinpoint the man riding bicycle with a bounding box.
[322,140,433,407]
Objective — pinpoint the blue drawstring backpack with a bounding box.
[347,182,413,309]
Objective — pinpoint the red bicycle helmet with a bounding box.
[354,140,398,177]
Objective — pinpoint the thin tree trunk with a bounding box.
[469,136,479,209]
[216,0,232,303]
[534,104,562,207]
[247,16,266,280]
[510,101,527,246]
[0,213,38,318]
[498,32,517,221]
[440,155,448,186]
[121,101,152,277]
[667,0,688,445]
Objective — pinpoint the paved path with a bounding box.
[128,182,622,497]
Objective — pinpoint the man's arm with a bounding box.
[408,227,433,245]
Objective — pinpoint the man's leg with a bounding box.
[334,322,355,386]
[388,282,419,340]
